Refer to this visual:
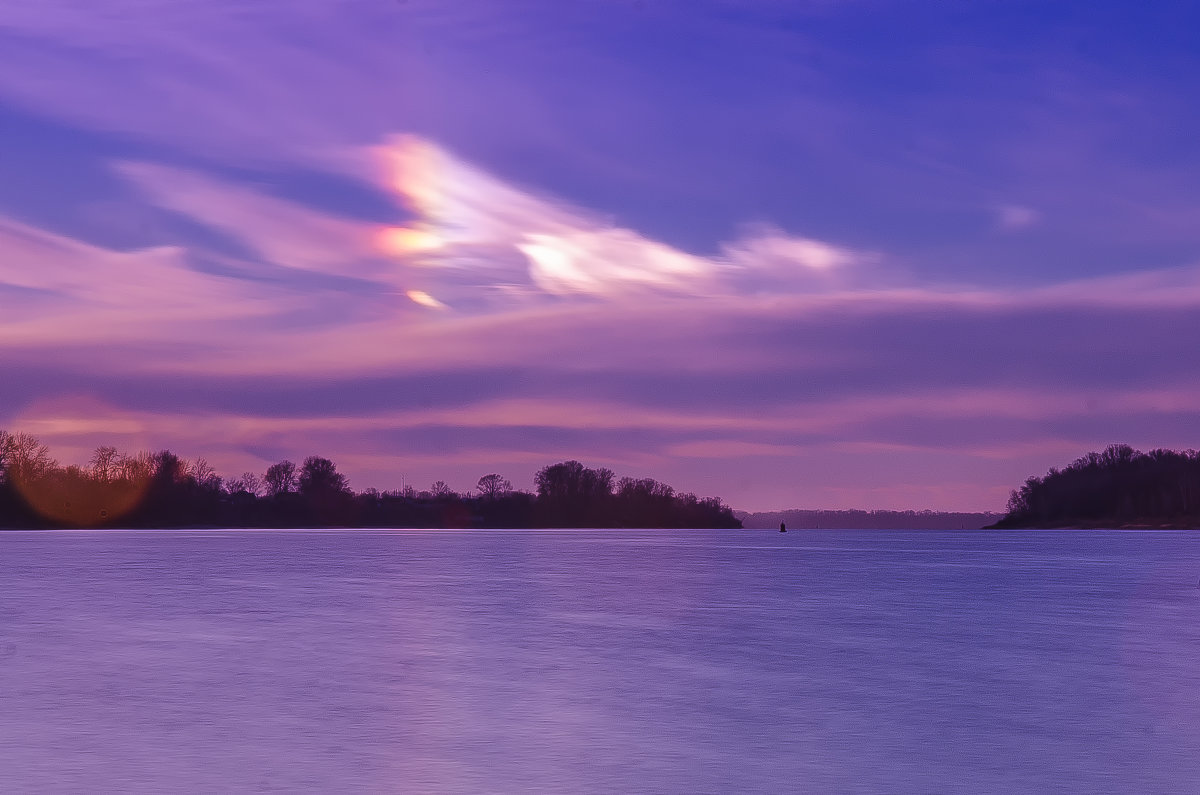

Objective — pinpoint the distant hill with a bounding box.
[737,509,1003,530]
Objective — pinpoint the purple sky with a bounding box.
[2,1,1199,511]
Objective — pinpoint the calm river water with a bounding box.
[2,529,1199,792]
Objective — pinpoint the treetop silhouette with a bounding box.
[0,431,740,529]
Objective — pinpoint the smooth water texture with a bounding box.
[2,529,1199,792]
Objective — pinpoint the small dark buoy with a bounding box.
[780,522,787,533]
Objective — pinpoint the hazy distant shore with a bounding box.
[738,509,1002,530]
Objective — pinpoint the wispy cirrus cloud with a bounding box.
[372,135,869,303]
[101,135,869,312]
[0,215,275,338]
[5,137,1200,485]
[114,161,388,281]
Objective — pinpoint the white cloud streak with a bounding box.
[369,135,862,303]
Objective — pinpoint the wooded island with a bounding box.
[991,444,1200,528]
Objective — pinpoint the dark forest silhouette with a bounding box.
[0,431,740,529]
[992,444,1200,528]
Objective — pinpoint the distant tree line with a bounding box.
[993,444,1200,528]
[739,509,1002,530]
[0,431,740,529]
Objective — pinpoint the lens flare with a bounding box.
[384,135,445,218]
[7,396,158,526]
[378,226,444,256]
[406,289,447,309]
[14,473,150,527]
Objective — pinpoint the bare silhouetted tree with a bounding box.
[226,472,263,497]
[1,432,56,485]
[264,460,298,496]
[89,446,120,483]
[476,473,512,499]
